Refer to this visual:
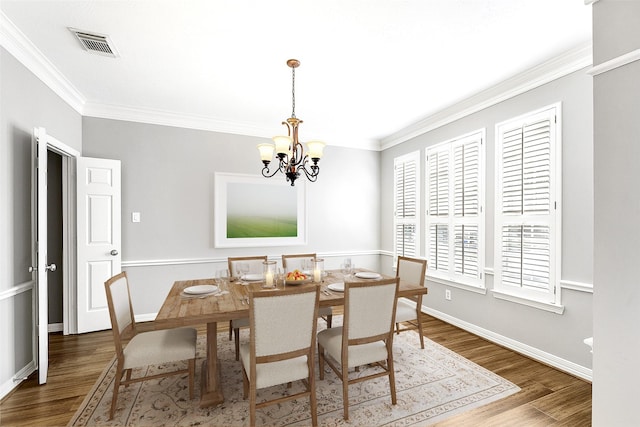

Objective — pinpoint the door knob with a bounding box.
[110,249,119,256]
[46,264,57,272]
[28,266,37,273]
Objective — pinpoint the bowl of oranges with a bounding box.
[285,269,311,285]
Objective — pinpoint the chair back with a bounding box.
[282,253,316,273]
[104,272,136,357]
[228,256,268,276]
[250,286,319,362]
[344,277,399,343]
[397,256,427,293]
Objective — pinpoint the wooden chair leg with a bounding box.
[395,322,400,335]
[109,365,123,420]
[242,366,249,399]
[416,313,425,349]
[234,328,240,361]
[326,314,333,328]
[228,320,233,341]
[188,359,195,399]
[318,344,325,380]
[342,367,350,420]
[309,363,318,426]
[387,349,397,405]
[249,382,257,427]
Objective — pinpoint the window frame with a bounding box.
[425,129,486,289]
[493,103,563,310]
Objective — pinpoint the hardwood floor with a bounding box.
[0,314,592,426]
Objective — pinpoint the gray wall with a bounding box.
[592,1,640,425]
[82,117,381,315]
[0,47,81,395]
[380,68,594,373]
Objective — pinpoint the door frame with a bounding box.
[34,128,80,335]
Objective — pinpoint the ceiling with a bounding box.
[0,1,592,150]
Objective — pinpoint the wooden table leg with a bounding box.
[199,321,224,407]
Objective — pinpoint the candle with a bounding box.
[314,268,321,283]
[265,271,274,287]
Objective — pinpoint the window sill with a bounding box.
[491,289,565,314]
[426,275,487,295]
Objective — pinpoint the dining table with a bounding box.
[155,268,428,407]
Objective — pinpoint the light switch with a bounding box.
[132,212,141,223]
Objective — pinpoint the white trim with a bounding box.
[0,281,33,300]
[425,277,487,295]
[0,12,85,113]
[588,49,640,76]
[43,131,80,335]
[135,313,158,323]
[380,43,591,150]
[0,361,36,401]
[560,279,593,293]
[584,0,599,4]
[48,323,63,333]
[491,289,565,314]
[84,102,269,139]
[122,250,382,268]
[423,306,592,381]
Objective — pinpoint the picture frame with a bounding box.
[214,172,307,248]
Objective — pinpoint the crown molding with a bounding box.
[379,42,593,151]
[588,48,640,76]
[82,102,274,139]
[0,11,85,113]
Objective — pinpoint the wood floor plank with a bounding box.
[0,315,592,426]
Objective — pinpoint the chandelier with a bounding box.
[257,59,325,186]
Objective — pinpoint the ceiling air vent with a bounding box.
[69,28,119,58]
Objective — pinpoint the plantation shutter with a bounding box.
[394,152,420,260]
[453,140,481,279]
[426,132,484,287]
[427,148,449,271]
[496,105,558,302]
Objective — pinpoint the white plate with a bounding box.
[355,272,382,279]
[328,282,344,292]
[183,285,218,295]
[242,274,263,281]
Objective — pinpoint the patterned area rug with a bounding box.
[68,325,519,426]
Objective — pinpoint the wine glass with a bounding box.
[238,263,250,285]
[217,269,230,291]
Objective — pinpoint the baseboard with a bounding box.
[135,313,158,323]
[423,306,593,382]
[0,361,36,401]
[48,323,63,333]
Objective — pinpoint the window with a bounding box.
[425,130,485,288]
[393,151,420,262]
[494,104,561,307]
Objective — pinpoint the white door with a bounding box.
[32,128,53,384]
[76,157,122,333]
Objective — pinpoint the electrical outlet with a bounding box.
[445,289,451,301]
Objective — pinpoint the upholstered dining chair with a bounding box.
[317,276,400,420]
[228,255,268,360]
[282,253,333,328]
[394,256,428,348]
[104,272,197,420]
[240,286,320,426]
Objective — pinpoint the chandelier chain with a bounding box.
[291,65,296,118]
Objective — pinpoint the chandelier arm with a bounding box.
[299,158,320,181]
[261,164,281,178]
